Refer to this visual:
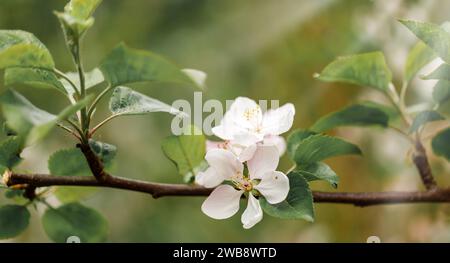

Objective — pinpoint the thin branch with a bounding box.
[89,114,118,136]
[87,84,113,120]
[4,172,450,207]
[412,137,437,190]
[56,123,81,140]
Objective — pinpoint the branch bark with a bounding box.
[413,139,437,190]
[5,172,450,207]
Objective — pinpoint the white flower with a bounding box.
[197,145,289,229]
[211,97,295,158]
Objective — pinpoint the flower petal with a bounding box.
[241,194,263,229]
[263,135,286,157]
[261,103,295,135]
[196,167,228,188]
[235,143,257,162]
[206,140,229,152]
[227,97,263,130]
[206,148,243,178]
[255,171,289,204]
[201,185,243,219]
[247,145,279,179]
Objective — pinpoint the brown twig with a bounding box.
[4,173,450,207]
[413,138,438,190]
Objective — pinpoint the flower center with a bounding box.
[243,106,260,121]
[231,172,253,192]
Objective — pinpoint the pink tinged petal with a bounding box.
[241,194,263,229]
[196,167,227,188]
[206,140,229,152]
[232,132,263,147]
[263,135,286,157]
[201,185,243,219]
[261,103,295,136]
[255,171,290,204]
[211,124,234,141]
[205,148,243,180]
[227,97,263,130]
[247,145,280,179]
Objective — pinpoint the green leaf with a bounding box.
[0,89,93,144]
[296,162,339,188]
[109,86,185,117]
[48,148,91,176]
[286,129,316,159]
[432,80,450,104]
[161,126,206,180]
[400,20,450,64]
[99,43,201,88]
[293,134,362,165]
[315,51,392,91]
[55,0,102,41]
[404,41,436,82]
[88,139,117,163]
[432,127,450,161]
[409,110,445,133]
[0,205,30,239]
[4,67,66,95]
[311,102,391,132]
[42,202,108,243]
[0,136,23,169]
[422,63,450,80]
[0,30,54,69]
[260,172,314,221]
[60,68,104,95]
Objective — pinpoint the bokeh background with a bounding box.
[1,0,450,242]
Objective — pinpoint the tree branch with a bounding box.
[413,138,437,190]
[4,172,450,207]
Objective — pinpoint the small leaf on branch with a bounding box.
[0,136,23,169]
[42,202,108,243]
[161,125,206,182]
[409,110,445,133]
[100,43,201,88]
[400,20,450,64]
[405,41,436,82]
[311,102,392,132]
[286,129,316,159]
[431,127,450,161]
[292,134,362,165]
[296,162,339,188]
[0,205,30,239]
[315,51,392,92]
[0,30,54,69]
[109,86,186,117]
[59,68,104,95]
[260,172,314,221]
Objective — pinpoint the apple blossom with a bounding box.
[197,145,289,229]
[209,97,294,160]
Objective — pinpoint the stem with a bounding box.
[413,136,437,190]
[5,173,450,206]
[89,114,119,136]
[56,123,82,141]
[88,84,113,120]
[53,68,80,98]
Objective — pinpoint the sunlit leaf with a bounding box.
[311,102,392,132]
[4,67,66,95]
[0,205,30,239]
[409,110,445,133]
[315,51,392,91]
[260,172,314,222]
[109,86,185,117]
[400,20,450,64]
[100,43,201,88]
[0,30,54,69]
[293,134,362,165]
[296,162,339,188]
[431,127,450,161]
[404,41,436,82]
[42,202,108,243]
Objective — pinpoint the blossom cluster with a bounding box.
[196,97,295,228]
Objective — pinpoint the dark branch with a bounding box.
[413,139,437,190]
[5,172,450,207]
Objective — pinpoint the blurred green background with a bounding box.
[1,0,450,242]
